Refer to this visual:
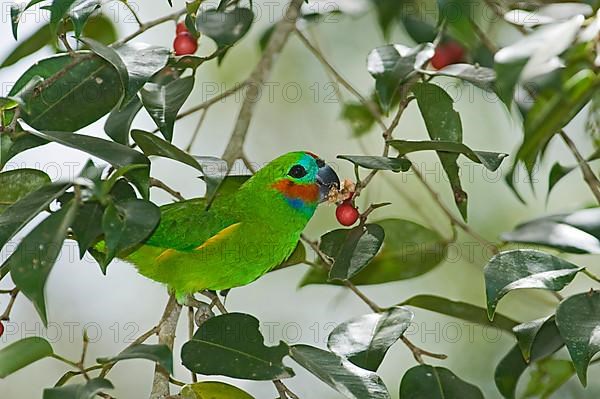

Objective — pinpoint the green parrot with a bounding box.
[119,151,339,302]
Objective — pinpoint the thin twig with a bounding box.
[120,0,144,27]
[187,307,198,383]
[400,336,448,364]
[584,269,600,284]
[150,178,185,201]
[185,109,209,153]
[221,0,305,165]
[174,82,248,123]
[99,326,159,378]
[113,8,187,47]
[274,380,300,399]
[0,288,19,321]
[559,130,600,204]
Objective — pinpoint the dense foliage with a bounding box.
[1,0,600,398]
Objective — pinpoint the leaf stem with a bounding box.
[559,130,600,204]
[150,177,185,201]
[584,269,600,284]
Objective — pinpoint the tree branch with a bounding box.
[559,130,600,204]
[221,0,305,165]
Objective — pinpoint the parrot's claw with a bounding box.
[201,290,228,314]
[194,304,215,327]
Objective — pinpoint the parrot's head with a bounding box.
[242,151,340,218]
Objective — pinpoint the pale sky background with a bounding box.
[0,0,598,398]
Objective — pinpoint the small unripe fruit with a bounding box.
[336,201,359,226]
[176,22,188,35]
[174,33,198,56]
[0,321,4,337]
[431,41,465,69]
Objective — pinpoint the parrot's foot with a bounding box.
[180,294,215,327]
[201,290,228,314]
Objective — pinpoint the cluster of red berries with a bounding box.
[336,193,359,226]
[173,22,198,56]
[430,41,465,70]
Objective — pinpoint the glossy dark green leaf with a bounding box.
[289,344,390,399]
[388,140,508,171]
[140,76,194,142]
[501,208,600,254]
[181,313,294,380]
[9,0,47,40]
[495,319,563,399]
[43,378,114,399]
[341,102,376,137]
[484,249,582,320]
[181,381,255,399]
[115,43,170,107]
[97,344,172,374]
[371,0,401,39]
[556,291,600,386]
[513,316,555,362]
[328,224,385,280]
[400,365,484,399]
[327,307,413,371]
[195,8,253,59]
[547,163,575,199]
[102,199,160,269]
[71,201,104,258]
[23,126,149,168]
[401,14,437,44]
[494,58,527,109]
[367,43,434,112]
[80,38,128,99]
[80,14,117,45]
[49,0,79,34]
[9,201,78,325]
[1,24,51,68]
[0,183,71,251]
[412,82,467,220]
[401,295,518,333]
[338,155,411,172]
[10,52,122,131]
[104,95,142,145]
[436,0,477,46]
[522,358,575,399]
[69,0,101,37]
[301,219,448,286]
[0,337,53,378]
[422,63,496,91]
[0,169,50,214]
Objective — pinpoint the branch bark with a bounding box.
[150,295,182,399]
[221,0,305,165]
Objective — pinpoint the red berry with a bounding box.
[173,33,198,56]
[431,41,465,69]
[336,202,359,226]
[0,321,4,337]
[176,22,188,35]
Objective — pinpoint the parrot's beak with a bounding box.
[316,160,340,202]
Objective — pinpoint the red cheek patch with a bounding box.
[272,179,319,203]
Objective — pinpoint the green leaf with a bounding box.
[523,358,575,399]
[328,224,385,280]
[140,76,194,141]
[43,378,114,399]
[97,344,173,374]
[69,0,101,38]
[80,38,129,101]
[71,201,103,258]
[494,58,527,109]
[22,126,149,168]
[0,169,50,214]
[10,52,122,131]
[0,337,53,378]
[436,0,477,46]
[501,208,600,254]
[412,82,467,220]
[484,249,582,320]
[547,163,575,199]
[289,344,390,399]
[422,63,496,91]
[181,313,294,380]
[341,102,376,136]
[401,13,437,44]
[400,365,484,399]
[338,155,411,172]
[1,24,51,69]
[49,0,79,34]
[513,316,558,363]
[104,95,142,145]
[102,199,160,269]
[115,43,171,107]
[327,307,413,371]
[401,295,518,333]
[181,382,255,399]
[9,201,78,325]
[388,140,508,171]
[367,43,434,112]
[301,219,448,286]
[9,0,47,40]
[80,14,117,45]
[0,183,71,252]
[556,291,600,386]
[495,319,563,399]
[195,8,253,60]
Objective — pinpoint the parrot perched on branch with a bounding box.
[119,151,339,302]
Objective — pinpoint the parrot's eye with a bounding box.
[288,164,307,179]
